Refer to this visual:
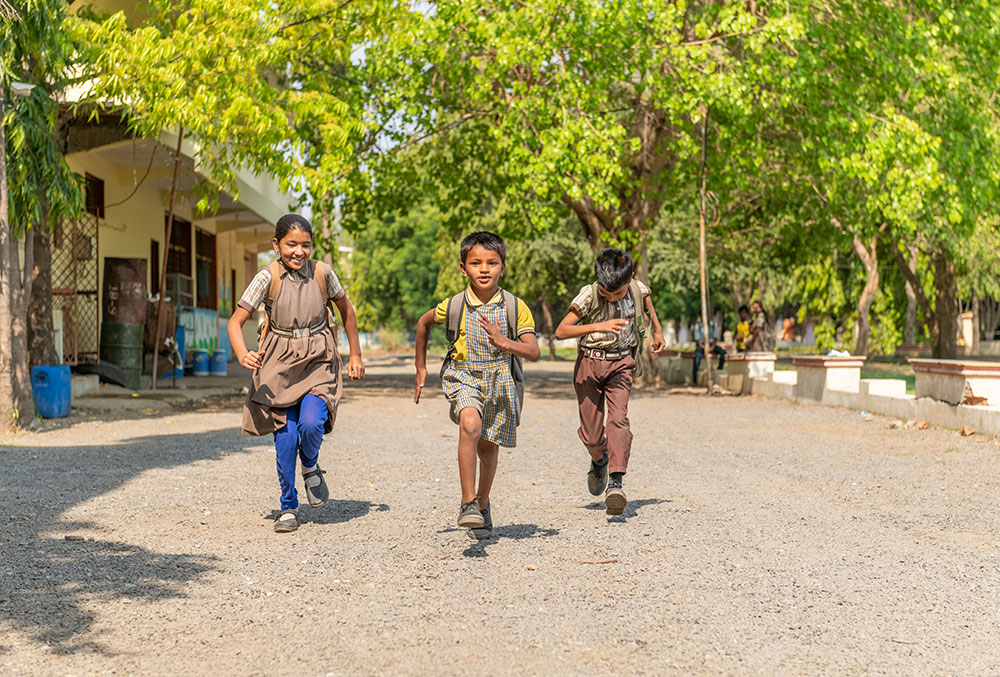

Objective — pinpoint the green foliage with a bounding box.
[2,0,85,234]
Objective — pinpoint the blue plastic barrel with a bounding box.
[192,349,210,376]
[210,349,227,376]
[31,365,72,418]
[171,325,186,379]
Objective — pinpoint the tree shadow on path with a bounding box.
[0,426,261,656]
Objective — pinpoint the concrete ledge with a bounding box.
[910,358,1000,405]
[793,356,866,401]
[71,374,99,399]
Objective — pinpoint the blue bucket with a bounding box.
[192,349,210,376]
[31,365,72,418]
[210,349,227,376]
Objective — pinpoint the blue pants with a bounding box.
[273,394,328,510]
[693,345,726,382]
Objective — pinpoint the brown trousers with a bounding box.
[573,354,635,474]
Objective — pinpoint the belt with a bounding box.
[581,347,631,360]
[269,323,327,338]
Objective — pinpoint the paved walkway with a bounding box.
[2,361,998,675]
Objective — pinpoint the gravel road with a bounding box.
[2,360,999,675]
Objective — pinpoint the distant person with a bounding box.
[735,305,751,353]
[779,316,796,341]
[748,300,774,351]
[692,318,726,383]
[227,214,366,534]
[414,231,540,540]
[555,248,665,515]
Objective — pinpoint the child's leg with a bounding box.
[475,438,500,508]
[458,407,484,503]
[273,400,303,510]
[604,361,635,475]
[574,357,609,462]
[297,393,329,468]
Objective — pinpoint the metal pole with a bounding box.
[151,125,184,390]
[697,103,712,395]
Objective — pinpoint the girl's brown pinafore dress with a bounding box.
[242,260,342,436]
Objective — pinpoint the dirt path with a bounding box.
[2,361,999,675]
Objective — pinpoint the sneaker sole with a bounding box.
[605,492,627,515]
[305,496,327,508]
[457,514,485,529]
[467,527,493,540]
[273,523,298,533]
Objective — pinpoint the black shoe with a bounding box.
[587,454,609,496]
[302,465,329,508]
[605,476,627,516]
[468,501,494,540]
[273,509,299,533]
[457,499,484,528]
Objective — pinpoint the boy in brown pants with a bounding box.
[555,248,665,514]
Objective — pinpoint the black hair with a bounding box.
[274,213,313,242]
[460,231,506,265]
[594,248,633,291]
[738,304,750,314]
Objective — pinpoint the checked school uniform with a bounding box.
[238,259,345,510]
[569,280,650,475]
[435,288,534,448]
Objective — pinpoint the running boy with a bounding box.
[414,232,540,538]
[554,248,665,515]
[228,214,365,533]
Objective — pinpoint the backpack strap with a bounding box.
[444,292,466,351]
[628,279,649,337]
[500,289,518,339]
[258,260,284,347]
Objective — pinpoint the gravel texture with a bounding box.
[2,359,999,675]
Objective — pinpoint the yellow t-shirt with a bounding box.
[434,288,535,362]
[735,320,750,350]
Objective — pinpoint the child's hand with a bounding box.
[239,350,263,370]
[414,366,427,403]
[348,354,365,380]
[478,316,509,349]
[598,318,628,335]
[650,331,666,353]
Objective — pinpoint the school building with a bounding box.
[58,118,283,370]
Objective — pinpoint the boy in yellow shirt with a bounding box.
[414,232,540,538]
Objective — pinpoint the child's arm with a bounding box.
[414,308,437,403]
[554,309,628,340]
[228,307,262,370]
[333,295,365,380]
[644,295,666,353]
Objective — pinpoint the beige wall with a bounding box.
[64,150,269,334]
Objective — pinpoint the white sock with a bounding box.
[302,464,321,487]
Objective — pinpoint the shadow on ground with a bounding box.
[462,523,560,558]
[265,499,390,526]
[581,497,670,521]
[0,427,260,655]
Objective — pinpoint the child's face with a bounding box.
[273,228,312,270]
[739,309,749,321]
[596,283,629,302]
[460,244,504,292]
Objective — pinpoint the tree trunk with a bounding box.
[0,88,17,427]
[932,249,958,359]
[29,203,58,367]
[972,291,981,357]
[851,233,879,356]
[539,295,557,361]
[904,246,917,344]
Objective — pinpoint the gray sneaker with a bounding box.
[302,465,329,508]
[468,501,493,540]
[457,499,484,528]
[273,509,299,533]
[605,479,627,516]
[587,453,609,496]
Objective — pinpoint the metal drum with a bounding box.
[103,257,148,324]
[100,322,143,389]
